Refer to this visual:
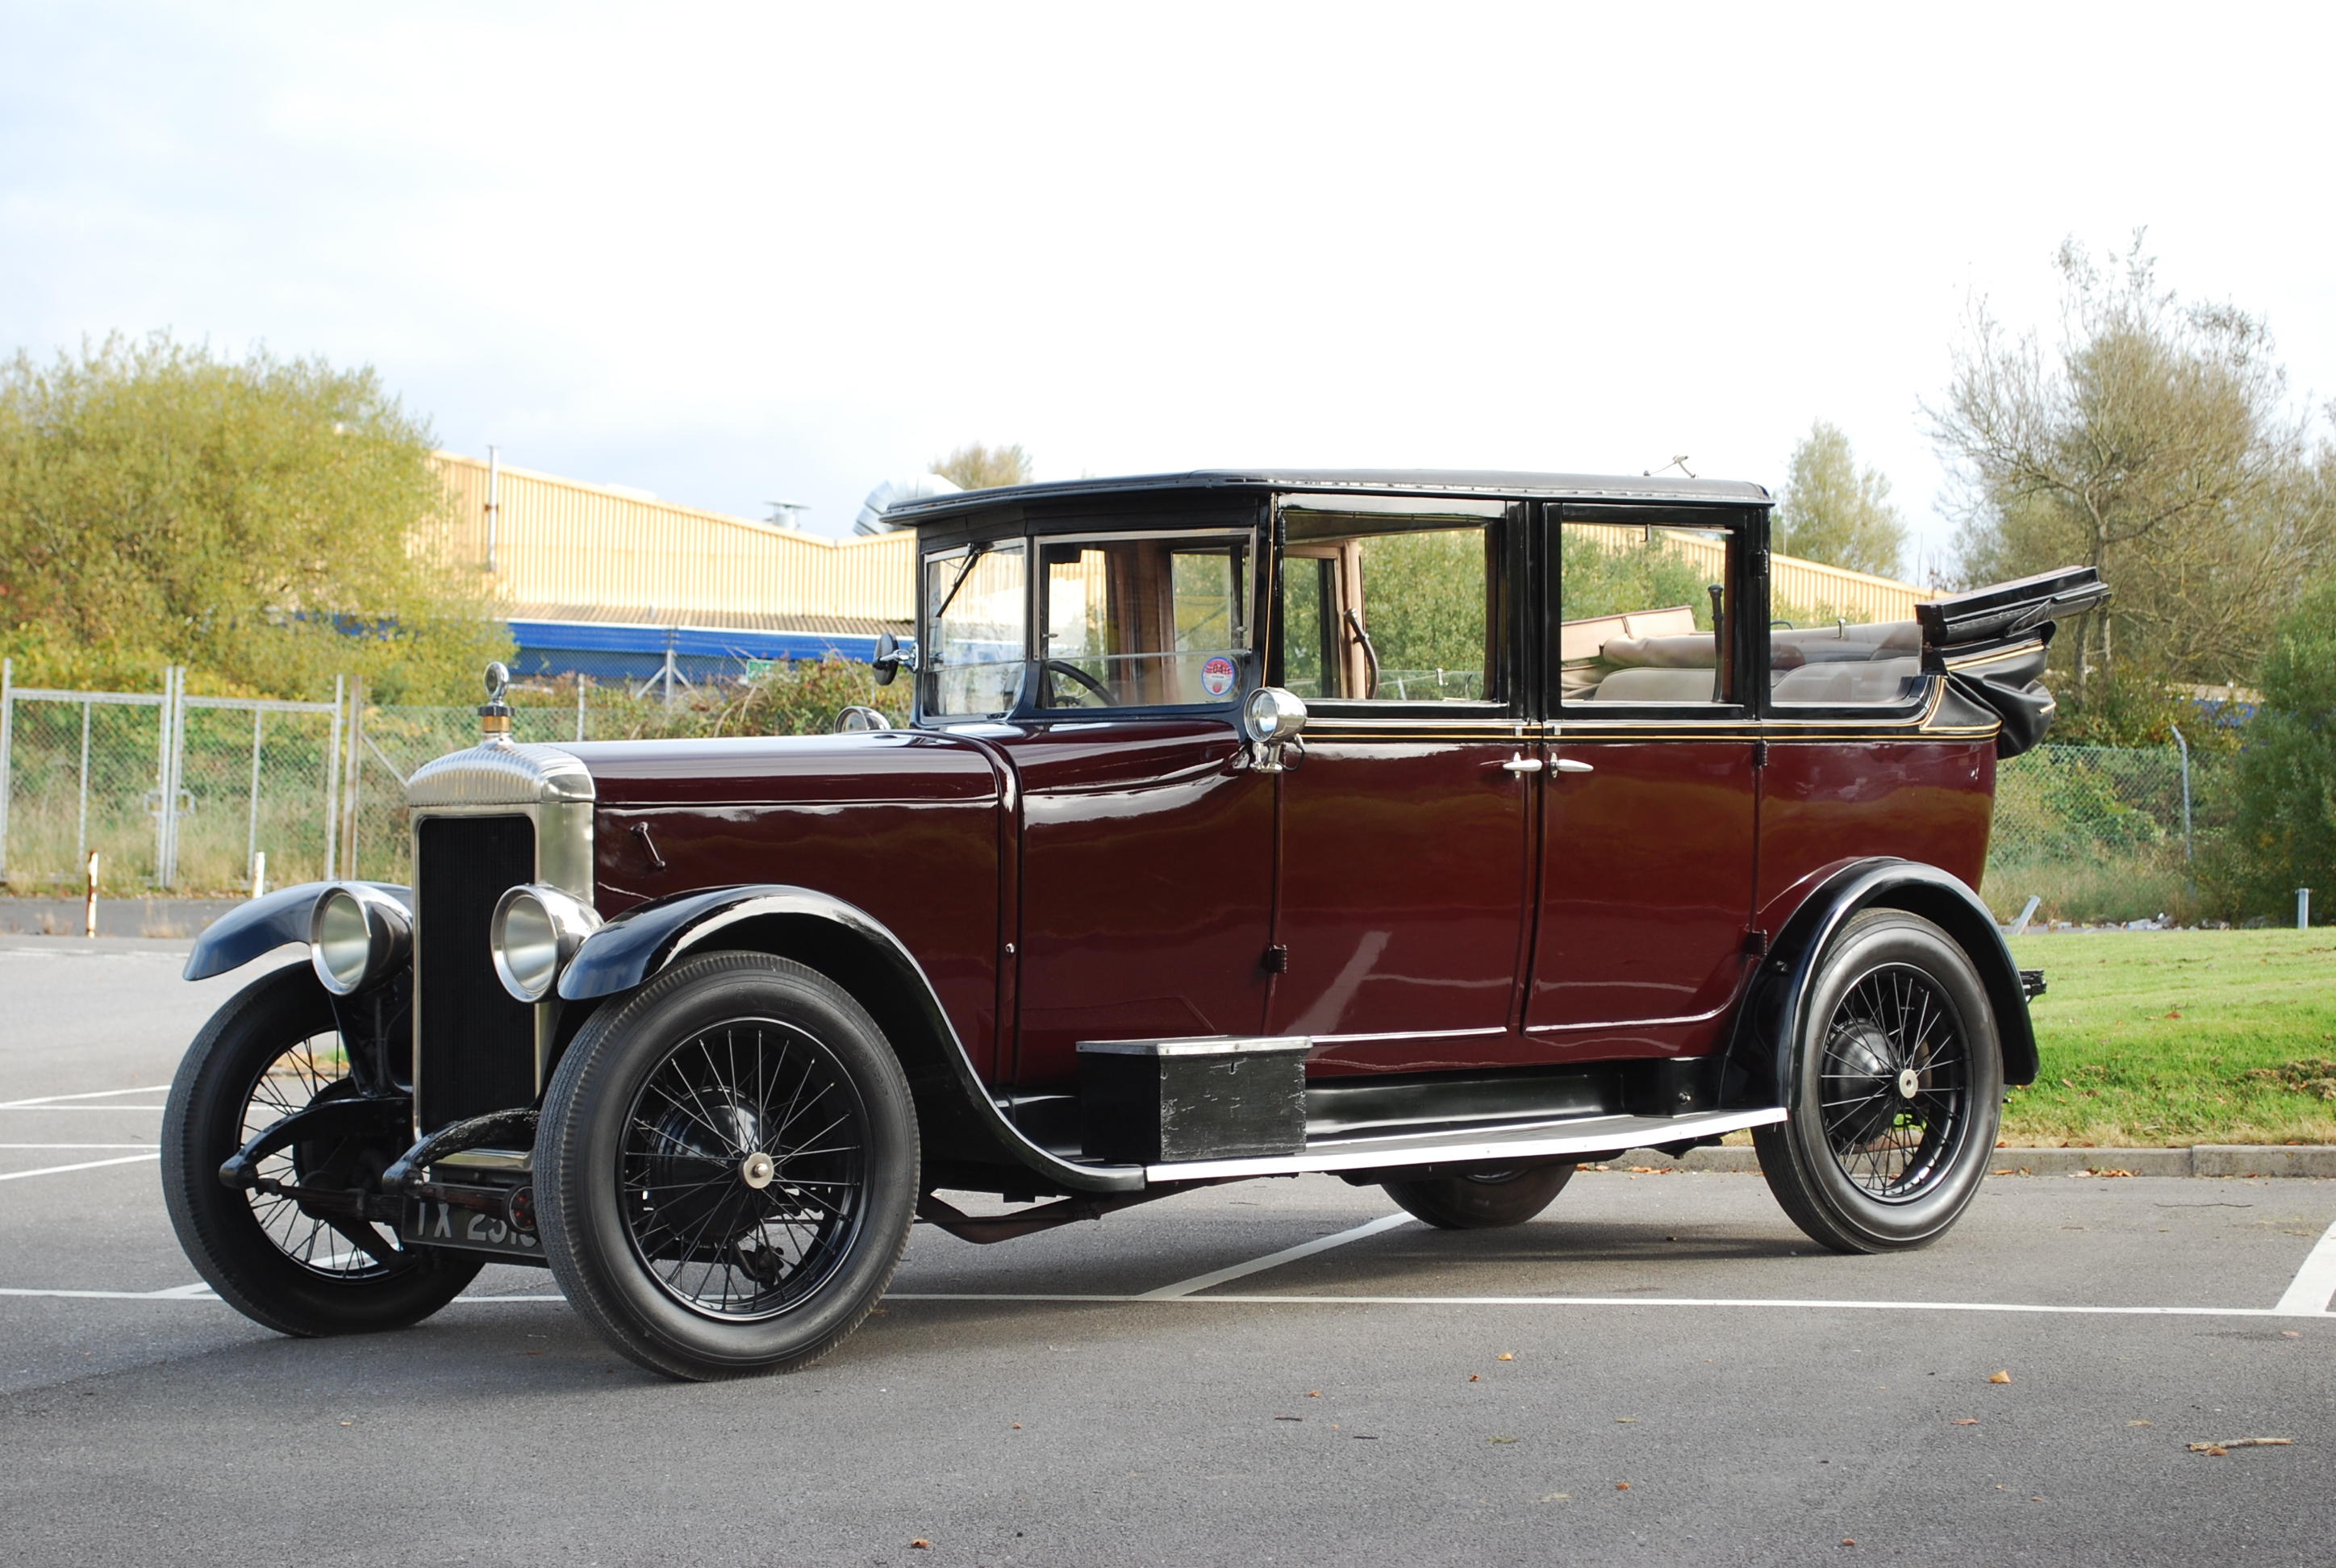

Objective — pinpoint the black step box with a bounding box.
[1078,1036,1312,1164]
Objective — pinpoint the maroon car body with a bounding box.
[169,469,2099,1378]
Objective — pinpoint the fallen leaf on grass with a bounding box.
[909,1541,929,1550]
[1308,1391,1321,1398]
[1011,1423,1022,1429]
[1468,1374,1481,1382]
[1615,1482,1630,1491]
[1988,1370,2013,1384]
[1496,1353,1514,1362]
[2164,1010,2182,1020]
[1842,1540,1857,1548]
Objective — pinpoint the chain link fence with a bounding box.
[1,663,342,898]
[1983,741,2231,925]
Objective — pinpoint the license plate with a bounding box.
[402,1196,544,1257]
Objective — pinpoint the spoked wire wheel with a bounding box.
[1816,964,1975,1202]
[161,965,482,1337]
[619,1020,870,1320]
[238,1032,407,1278]
[1754,909,2003,1254]
[537,951,918,1380]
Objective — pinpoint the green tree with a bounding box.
[1928,236,2333,707]
[1773,420,1907,578]
[932,441,1034,491]
[2221,575,2336,920]
[0,332,507,701]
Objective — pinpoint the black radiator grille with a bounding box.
[415,815,540,1132]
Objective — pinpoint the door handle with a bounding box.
[1553,757,1594,774]
[1500,753,1544,774]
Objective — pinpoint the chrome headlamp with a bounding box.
[308,882,412,996]
[490,883,603,1003]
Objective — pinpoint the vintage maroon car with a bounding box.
[161,469,2103,1378]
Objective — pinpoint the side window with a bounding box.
[1037,535,1254,709]
[922,542,1028,717]
[1768,618,1925,707]
[1557,519,1735,707]
[1277,505,1501,703]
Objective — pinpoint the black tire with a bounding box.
[535,951,919,1381]
[1754,909,2004,1254]
[161,965,482,1336]
[1382,1162,1576,1229]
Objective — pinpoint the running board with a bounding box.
[1142,1107,1785,1183]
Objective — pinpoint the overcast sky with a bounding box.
[4,2,2330,572]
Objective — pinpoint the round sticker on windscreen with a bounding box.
[1201,656,1237,696]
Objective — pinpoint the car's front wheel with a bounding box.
[1382,1162,1576,1229]
[535,951,919,1380]
[1754,909,2004,1253]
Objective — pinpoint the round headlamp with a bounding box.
[308,883,411,996]
[490,884,603,1003]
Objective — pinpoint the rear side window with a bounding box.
[1557,519,1735,707]
[1277,503,1504,703]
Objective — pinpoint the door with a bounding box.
[1527,505,1759,1057]
[994,528,1278,1091]
[1264,497,1539,1074]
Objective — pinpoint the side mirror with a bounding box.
[1242,686,1308,773]
[870,631,920,687]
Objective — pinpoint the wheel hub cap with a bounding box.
[740,1151,775,1190]
[1896,1066,1920,1100]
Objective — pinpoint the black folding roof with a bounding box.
[882,468,1771,526]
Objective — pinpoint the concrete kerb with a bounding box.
[1614,1144,2336,1178]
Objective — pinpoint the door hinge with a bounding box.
[1261,944,1290,974]
[1752,739,1769,768]
[1742,928,1770,957]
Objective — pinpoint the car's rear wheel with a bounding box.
[161,965,482,1335]
[1754,909,2003,1253]
[536,951,918,1381]
[1381,1162,1576,1229]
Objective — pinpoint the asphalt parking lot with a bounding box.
[3,937,2331,1566]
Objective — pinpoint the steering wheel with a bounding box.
[1042,659,1114,708]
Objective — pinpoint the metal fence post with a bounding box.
[343,675,364,879]
[152,666,174,887]
[2169,725,2193,861]
[246,706,265,882]
[323,673,344,882]
[576,678,586,742]
[0,656,13,883]
[75,699,92,867]
[2302,889,2314,930]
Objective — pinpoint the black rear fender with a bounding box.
[1723,859,2038,1109]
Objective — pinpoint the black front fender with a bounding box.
[182,882,412,983]
[558,886,1144,1195]
[1724,859,2038,1109]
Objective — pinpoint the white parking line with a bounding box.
[0,1105,167,1112]
[0,1153,161,1182]
[2274,1216,2336,1316]
[0,1085,171,1108]
[0,1144,156,1149]
[1136,1212,1415,1299]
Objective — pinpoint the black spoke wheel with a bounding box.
[1754,910,2003,1253]
[1382,1162,1575,1229]
[161,965,482,1336]
[536,952,917,1380]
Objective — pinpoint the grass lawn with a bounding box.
[2001,928,2336,1146]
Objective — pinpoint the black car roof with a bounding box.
[882,468,1771,526]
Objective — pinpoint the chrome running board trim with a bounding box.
[1143,1107,1785,1182]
